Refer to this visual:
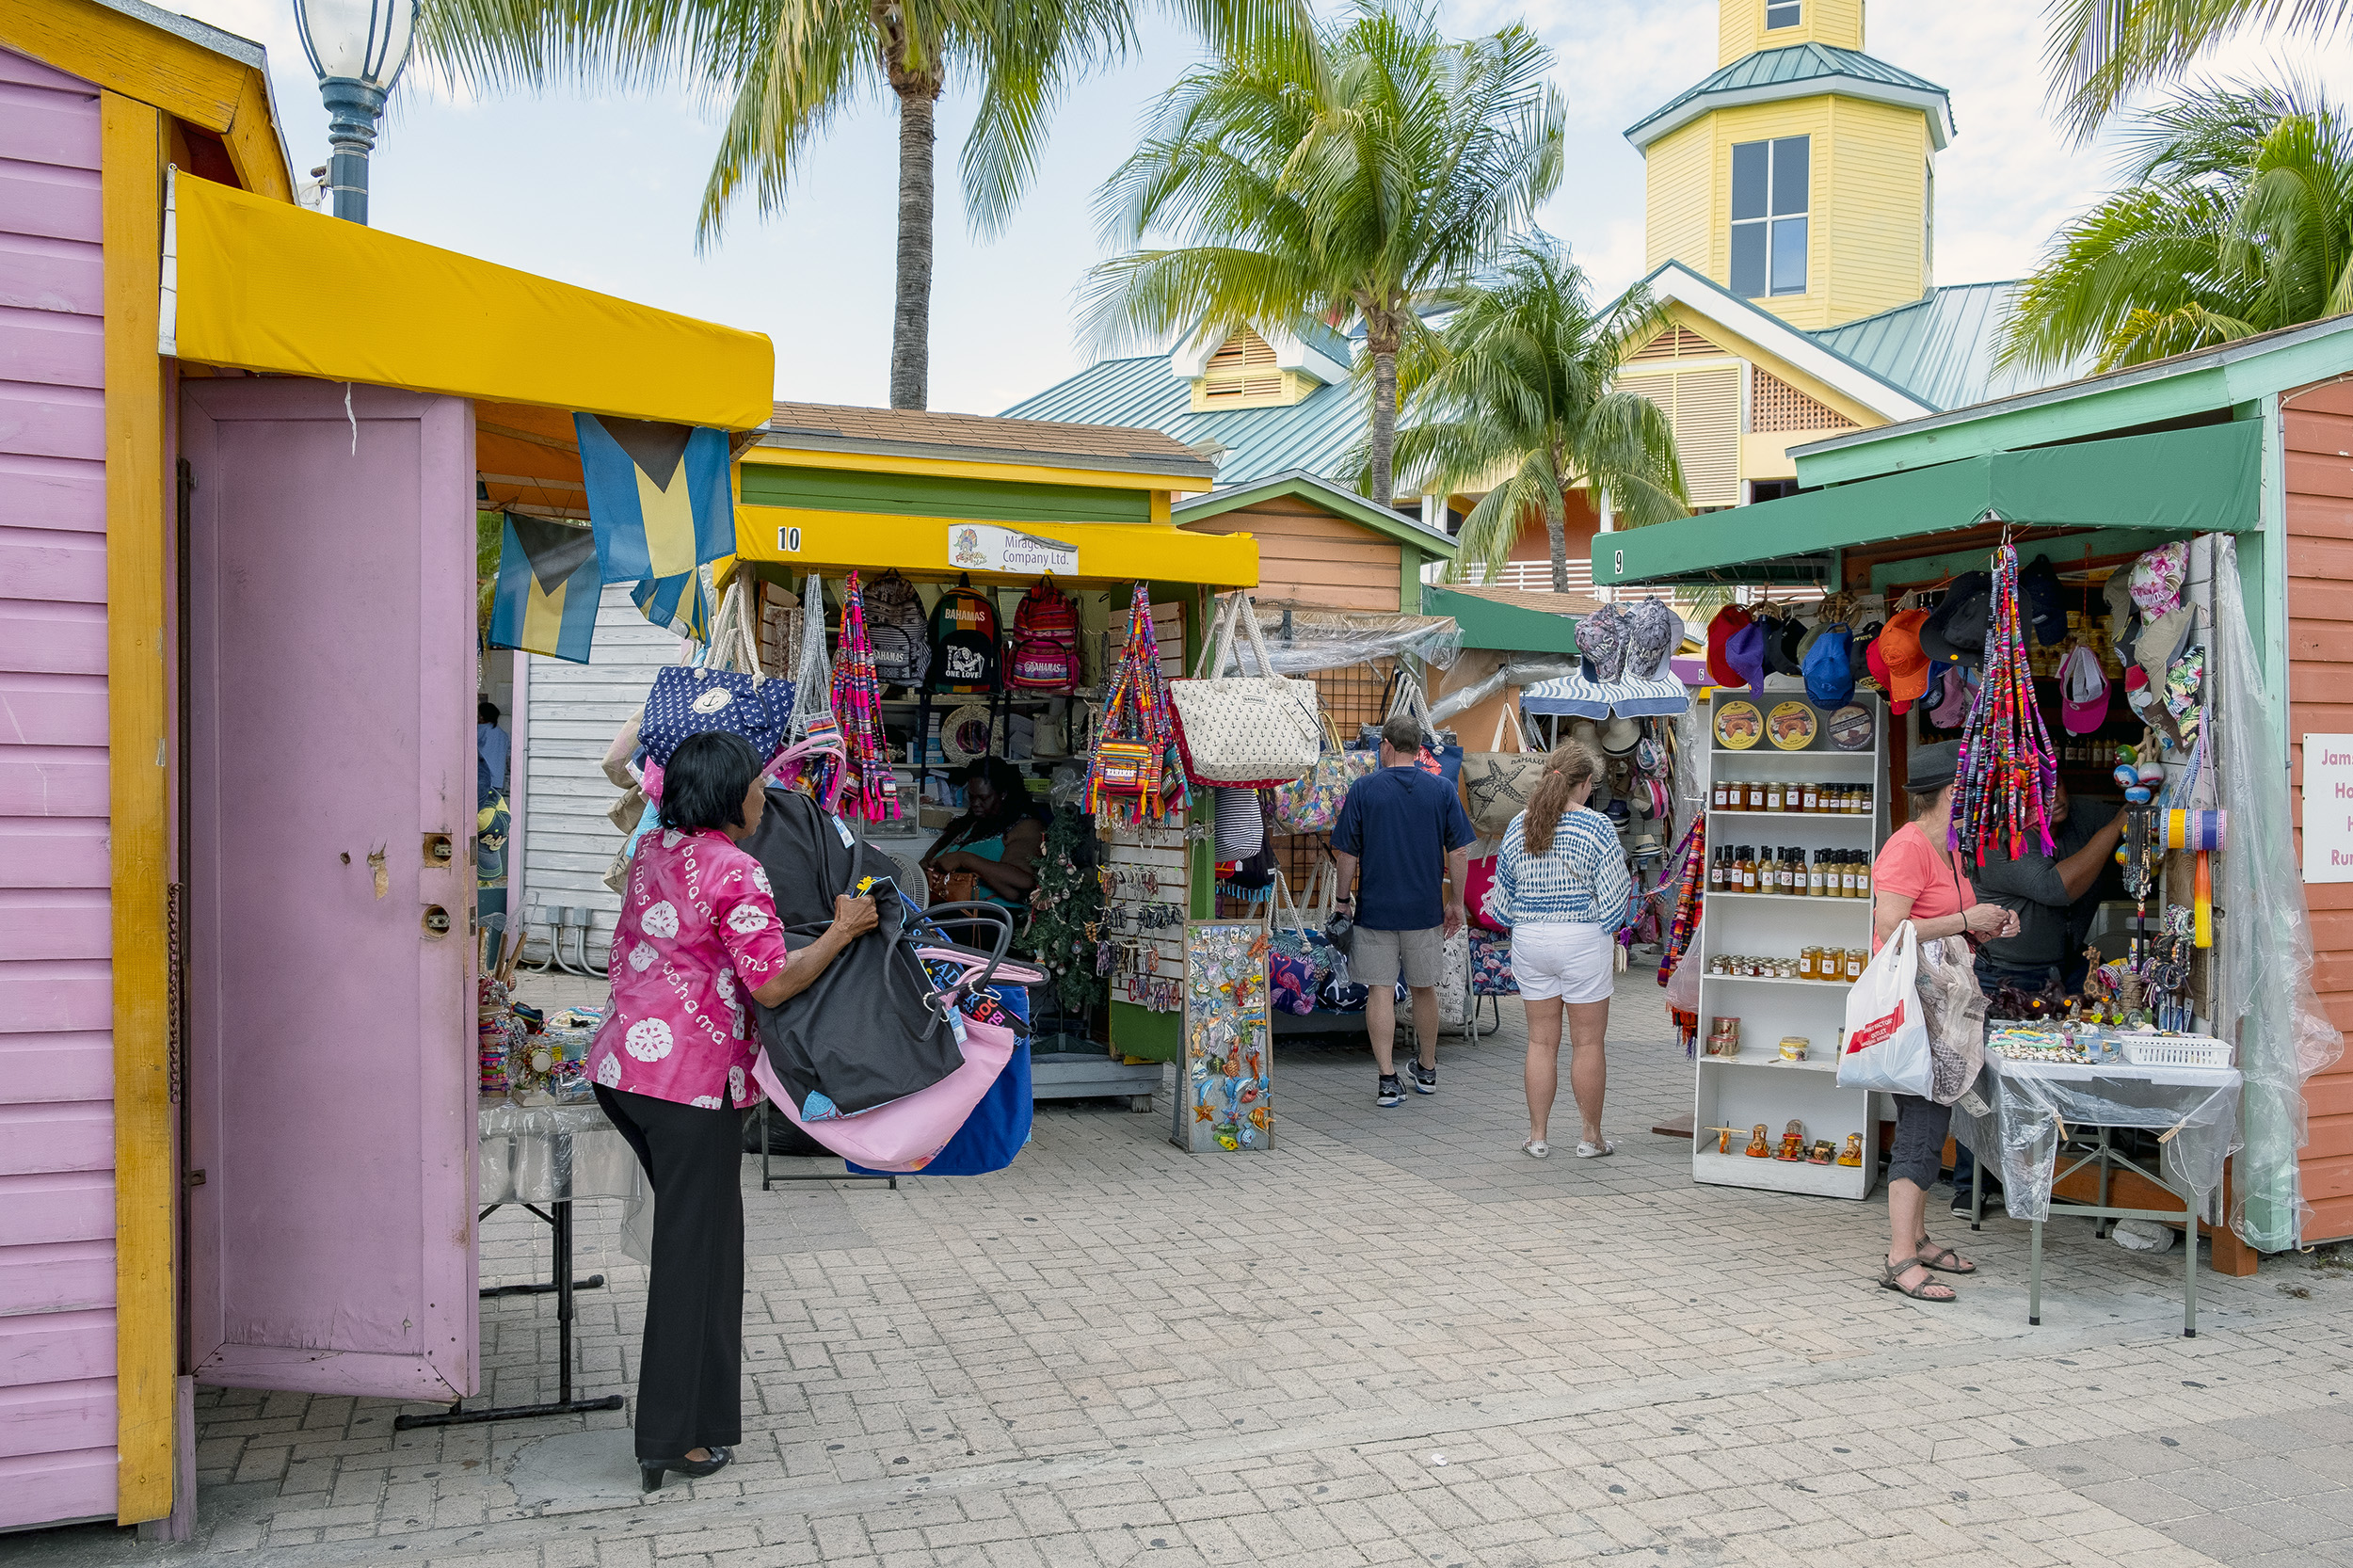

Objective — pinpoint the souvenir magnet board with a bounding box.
[1172,920,1273,1153]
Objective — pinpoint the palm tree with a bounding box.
[417,0,1305,410]
[1081,0,1563,505]
[1999,78,2353,375]
[2046,0,2351,139]
[1391,238,1688,594]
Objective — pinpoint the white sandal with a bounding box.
[1574,1139,1615,1159]
[1521,1139,1549,1159]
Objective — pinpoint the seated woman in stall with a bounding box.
[921,756,1045,909]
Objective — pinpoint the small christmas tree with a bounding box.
[1029,804,1106,1019]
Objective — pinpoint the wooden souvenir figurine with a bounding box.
[1707,1126,1742,1155]
[1837,1133,1864,1167]
[1807,1139,1836,1165]
[1745,1124,1770,1158]
[1774,1120,1806,1161]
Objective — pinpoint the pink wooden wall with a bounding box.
[0,45,118,1530]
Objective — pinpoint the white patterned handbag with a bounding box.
[1169,592,1322,788]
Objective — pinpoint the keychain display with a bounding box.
[1175,920,1273,1153]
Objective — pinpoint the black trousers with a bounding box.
[594,1085,744,1462]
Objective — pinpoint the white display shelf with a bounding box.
[1692,1147,1872,1198]
[1704,891,1874,905]
[1702,973,1851,989]
[1699,1053,1839,1073]
[1692,691,1889,1203]
[1707,810,1876,824]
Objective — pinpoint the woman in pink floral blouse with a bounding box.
[589,731,876,1491]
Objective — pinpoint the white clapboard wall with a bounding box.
[519,584,680,963]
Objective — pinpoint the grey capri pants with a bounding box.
[1886,1094,1952,1190]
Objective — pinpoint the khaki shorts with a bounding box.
[1352,924,1444,989]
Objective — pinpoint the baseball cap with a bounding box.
[2059,644,2109,733]
[1919,571,1991,667]
[1705,606,1753,689]
[1725,618,1769,693]
[1802,624,1855,706]
[1876,609,1933,714]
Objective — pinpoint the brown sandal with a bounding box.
[1913,1240,1977,1274]
[1879,1258,1957,1301]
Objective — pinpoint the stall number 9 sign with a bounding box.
[2302,733,2353,881]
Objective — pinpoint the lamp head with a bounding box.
[294,0,417,90]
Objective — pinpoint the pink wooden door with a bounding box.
[182,378,477,1400]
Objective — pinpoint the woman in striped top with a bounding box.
[1486,741,1631,1159]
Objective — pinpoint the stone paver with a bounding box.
[16,977,2353,1568]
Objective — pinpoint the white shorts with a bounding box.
[1509,921,1617,1004]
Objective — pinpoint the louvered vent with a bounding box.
[1626,326,1721,363]
[1750,367,1857,434]
[1203,328,1285,400]
[1628,366,1739,509]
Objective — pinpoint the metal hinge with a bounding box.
[167,882,185,1105]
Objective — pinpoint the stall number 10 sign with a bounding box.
[2303,734,2353,881]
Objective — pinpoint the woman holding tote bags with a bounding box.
[1867,740,2016,1302]
[1485,741,1631,1159]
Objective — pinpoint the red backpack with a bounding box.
[1006,577,1080,693]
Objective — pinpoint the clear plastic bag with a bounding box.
[1952,1056,2241,1224]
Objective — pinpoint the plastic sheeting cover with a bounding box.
[1427,658,1581,725]
[1224,605,1463,675]
[478,1100,645,1205]
[1953,1055,2241,1224]
[2211,537,2344,1249]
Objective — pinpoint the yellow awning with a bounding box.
[734,504,1259,588]
[164,172,775,430]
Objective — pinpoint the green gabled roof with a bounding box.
[1625,43,1954,151]
[1001,355,1372,489]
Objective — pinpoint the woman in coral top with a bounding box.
[588,731,876,1491]
[1868,740,2016,1304]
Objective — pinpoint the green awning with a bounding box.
[1422,584,1583,653]
[1591,418,2263,589]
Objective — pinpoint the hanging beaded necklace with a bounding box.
[1951,541,2057,865]
[831,570,900,823]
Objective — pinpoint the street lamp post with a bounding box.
[292,0,418,224]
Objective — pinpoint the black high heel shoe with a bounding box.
[640,1447,731,1492]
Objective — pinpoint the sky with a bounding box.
[176,0,2350,416]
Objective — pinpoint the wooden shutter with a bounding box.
[1203,328,1284,400]
[1625,366,1739,508]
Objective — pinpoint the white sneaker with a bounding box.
[1574,1139,1616,1159]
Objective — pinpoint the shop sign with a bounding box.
[948,524,1078,575]
[2302,733,2353,881]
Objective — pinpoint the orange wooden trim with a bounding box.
[103,89,177,1527]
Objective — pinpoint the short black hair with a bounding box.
[664,730,761,835]
[478,699,500,725]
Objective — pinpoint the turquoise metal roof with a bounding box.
[1625,43,1953,148]
[1000,355,1372,489]
[1810,282,2081,413]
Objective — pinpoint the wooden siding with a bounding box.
[2284,376,2353,1244]
[1642,96,1932,333]
[1180,495,1403,612]
[1643,116,1712,279]
[0,43,117,1531]
[1719,0,1864,64]
[1823,97,1931,324]
[519,585,680,960]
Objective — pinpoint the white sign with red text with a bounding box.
[2301,733,2353,881]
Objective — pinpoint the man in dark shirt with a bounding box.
[1970,779,2125,995]
[1331,712,1476,1108]
[1951,778,2124,1214]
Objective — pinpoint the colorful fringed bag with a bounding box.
[1952,543,2057,865]
[831,571,901,823]
[1088,584,1178,827]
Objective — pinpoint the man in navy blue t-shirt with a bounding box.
[1331,712,1476,1107]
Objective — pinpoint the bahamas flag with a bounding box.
[632,566,713,644]
[574,414,735,585]
[487,512,601,664]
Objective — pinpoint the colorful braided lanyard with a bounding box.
[1951,542,2057,865]
[831,570,900,823]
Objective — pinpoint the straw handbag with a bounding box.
[1169,592,1321,788]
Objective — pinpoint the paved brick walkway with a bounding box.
[19,988,2353,1568]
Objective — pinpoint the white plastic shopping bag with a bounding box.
[1837,921,1933,1096]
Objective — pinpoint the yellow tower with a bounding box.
[1628,0,1951,330]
